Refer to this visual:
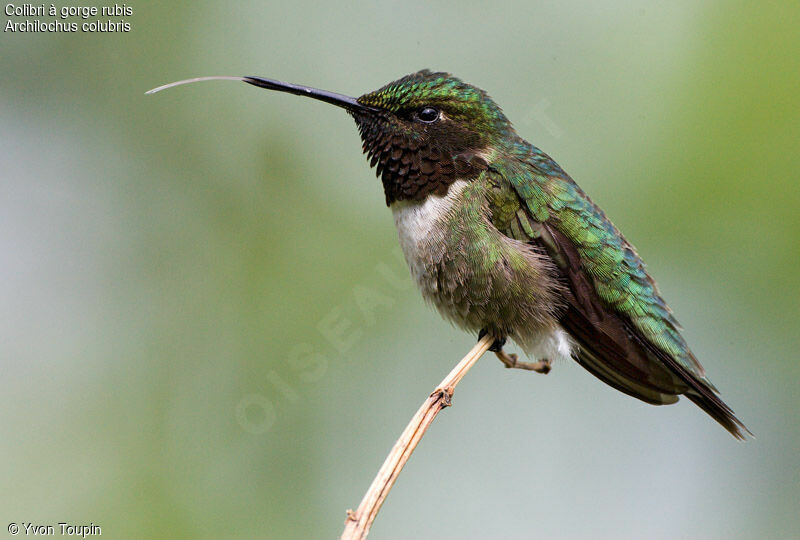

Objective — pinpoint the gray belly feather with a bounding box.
[391,180,574,362]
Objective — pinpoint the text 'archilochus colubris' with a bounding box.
[148,71,750,439]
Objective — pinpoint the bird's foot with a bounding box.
[495,350,551,374]
[478,329,551,374]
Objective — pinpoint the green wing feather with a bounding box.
[486,140,749,438]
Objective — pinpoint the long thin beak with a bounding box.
[243,76,376,113]
[146,75,377,113]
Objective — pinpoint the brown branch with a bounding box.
[341,334,494,540]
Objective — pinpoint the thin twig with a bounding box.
[341,334,494,540]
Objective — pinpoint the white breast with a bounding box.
[390,180,468,284]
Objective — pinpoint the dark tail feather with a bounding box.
[685,387,752,440]
[655,351,752,440]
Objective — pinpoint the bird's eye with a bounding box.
[417,107,440,123]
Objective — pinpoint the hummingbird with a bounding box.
[148,70,749,439]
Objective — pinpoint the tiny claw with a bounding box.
[536,361,552,375]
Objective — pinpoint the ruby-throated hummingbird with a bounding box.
[148,70,749,439]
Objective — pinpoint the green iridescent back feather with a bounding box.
[490,140,712,386]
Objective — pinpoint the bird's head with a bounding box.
[353,70,513,203]
[147,70,514,204]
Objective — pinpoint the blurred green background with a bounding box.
[2,1,799,538]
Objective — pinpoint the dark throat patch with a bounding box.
[354,113,489,205]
